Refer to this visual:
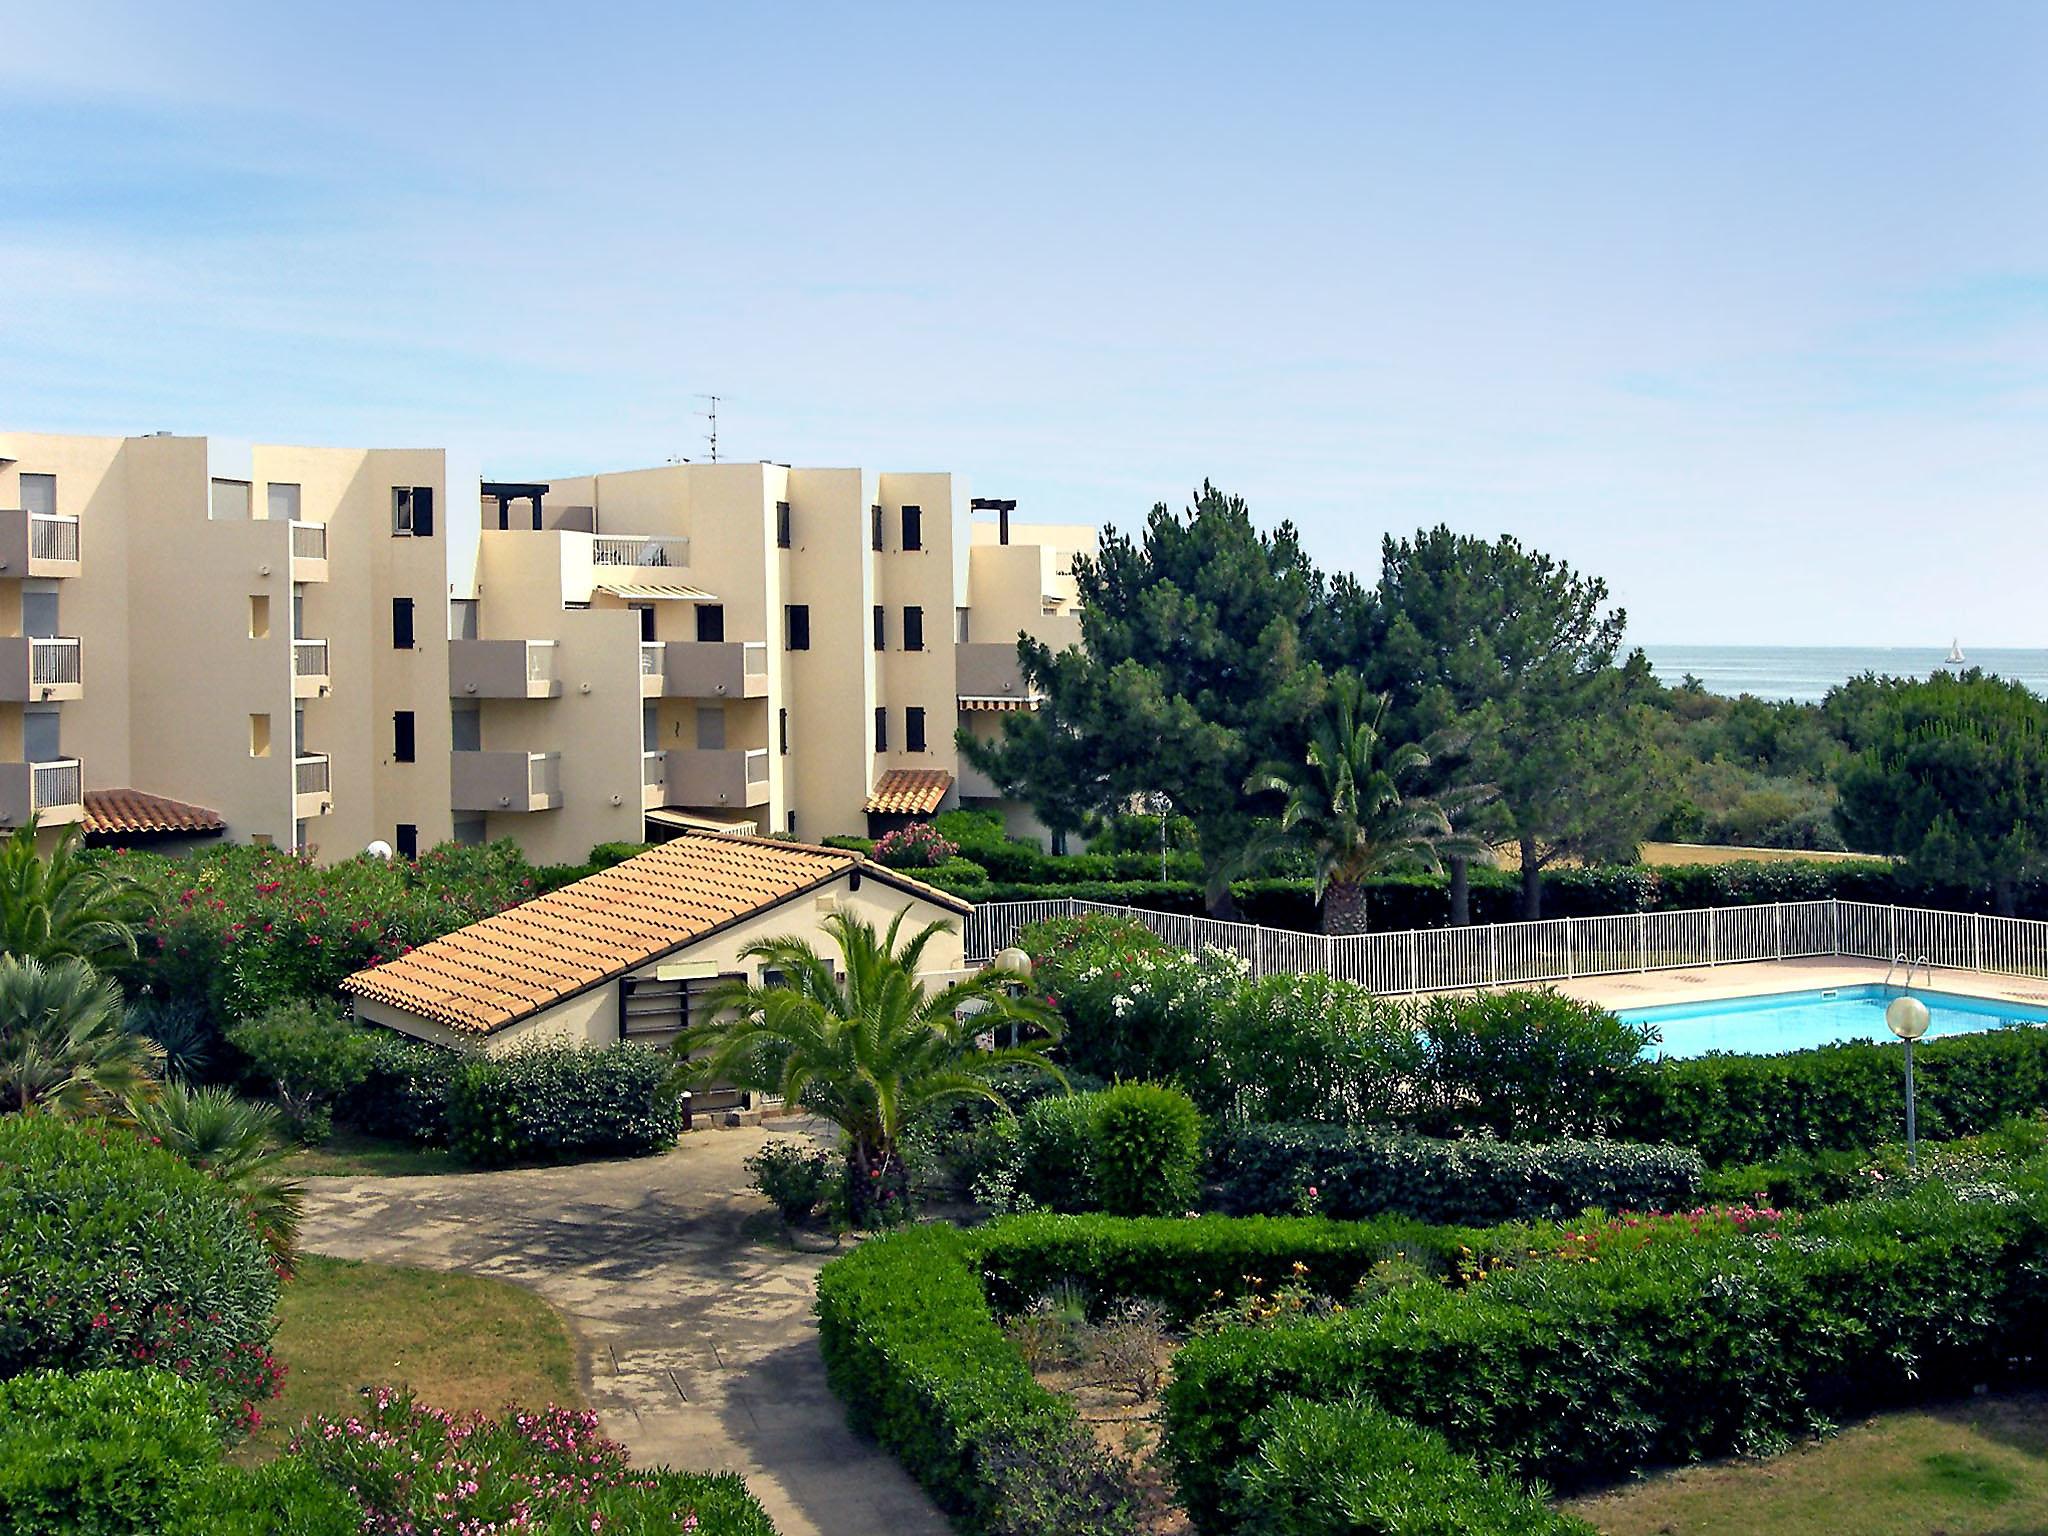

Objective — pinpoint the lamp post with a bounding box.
[990,946,1033,1049]
[1143,791,1173,884]
[1885,993,1931,1169]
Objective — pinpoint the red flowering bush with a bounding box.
[872,822,958,870]
[0,1115,282,1435]
[293,1387,779,1534]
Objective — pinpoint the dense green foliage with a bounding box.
[0,953,157,1115]
[444,1043,681,1166]
[815,1224,1137,1536]
[342,1029,459,1143]
[1411,989,1651,1140]
[0,822,153,967]
[1013,1082,1205,1216]
[1211,1124,1703,1224]
[0,1115,282,1430]
[131,1082,304,1267]
[226,999,372,1142]
[0,1368,224,1536]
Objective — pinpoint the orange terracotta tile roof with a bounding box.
[342,831,971,1037]
[865,768,953,815]
[82,788,227,838]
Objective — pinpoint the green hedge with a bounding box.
[445,1043,682,1165]
[0,1369,222,1536]
[814,1224,1137,1536]
[1212,1125,1704,1225]
[343,1031,460,1143]
[1164,1171,2048,1529]
[1016,1084,1205,1217]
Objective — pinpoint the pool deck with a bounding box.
[1551,957,2048,1012]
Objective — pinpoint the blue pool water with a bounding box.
[1619,985,2048,1058]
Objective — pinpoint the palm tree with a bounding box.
[672,907,1063,1225]
[0,953,161,1114]
[0,819,155,966]
[1244,673,1493,935]
[133,1082,304,1270]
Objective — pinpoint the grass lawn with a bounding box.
[282,1127,463,1178]
[1563,1392,2048,1536]
[247,1255,582,1458]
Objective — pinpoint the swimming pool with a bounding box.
[1618,984,2048,1058]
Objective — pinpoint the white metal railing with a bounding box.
[640,641,664,676]
[528,752,561,800]
[293,754,330,796]
[289,521,327,561]
[742,641,768,676]
[958,896,1978,994]
[642,749,665,788]
[526,640,557,685]
[30,758,81,812]
[29,637,80,686]
[292,639,328,678]
[592,533,686,568]
[744,747,769,785]
[30,512,78,562]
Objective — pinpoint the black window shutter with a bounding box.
[787,605,810,650]
[904,606,923,651]
[778,707,789,755]
[907,707,926,753]
[393,710,416,763]
[395,823,419,859]
[871,505,884,551]
[902,504,922,550]
[413,486,434,537]
[776,501,791,549]
[697,604,725,643]
[392,597,415,649]
[873,605,885,652]
[874,707,887,752]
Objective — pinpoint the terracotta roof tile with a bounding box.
[865,768,953,816]
[82,789,227,838]
[343,831,970,1037]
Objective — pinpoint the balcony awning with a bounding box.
[958,694,1043,712]
[864,768,953,816]
[594,582,718,602]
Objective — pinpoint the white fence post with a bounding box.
[1708,910,1719,967]
[1488,925,1499,988]
[1975,912,1985,974]
[1773,904,1784,960]
[1565,916,1577,980]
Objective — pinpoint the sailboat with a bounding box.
[1942,638,1966,667]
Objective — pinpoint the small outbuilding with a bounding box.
[343,831,973,1058]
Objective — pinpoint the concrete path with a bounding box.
[297,1120,949,1536]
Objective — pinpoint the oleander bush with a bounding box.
[444,1042,682,1165]
[1212,1124,1704,1225]
[745,1140,835,1224]
[343,1029,460,1143]
[1016,1092,1099,1212]
[1205,970,1426,1123]
[1023,917,1246,1085]
[225,998,373,1142]
[0,1368,222,1536]
[0,1115,282,1432]
[1700,1113,2048,1208]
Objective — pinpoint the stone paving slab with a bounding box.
[297,1120,949,1536]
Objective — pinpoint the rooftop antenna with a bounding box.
[697,394,722,463]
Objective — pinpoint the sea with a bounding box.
[1638,645,2048,706]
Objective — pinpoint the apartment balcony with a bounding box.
[450,639,560,699]
[642,749,667,809]
[640,641,664,697]
[289,521,329,582]
[0,636,82,702]
[662,746,770,809]
[293,753,333,820]
[955,642,1035,704]
[660,640,768,699]
[0,758,84,829]
[292,638,330,699]
[452,749,563,812]
[592,533,689,571]
[0,510,81,579]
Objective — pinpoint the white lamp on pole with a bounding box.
[1885,993,1931,1169]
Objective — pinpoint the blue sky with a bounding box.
[3,2,2045,645]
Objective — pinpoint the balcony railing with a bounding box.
[29,637,80,688]
[31,513,78,563]
[641,641,664,676]
[289,522,328,561]
[31,758,81,815]
[592,533,687,568]
[642,749,666,787]
[527,641,557,686]
[294,754,331,797]
[745,747,769,786]
[293,640,329,679]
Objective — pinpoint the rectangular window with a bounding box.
[643,701,659,752]
[450,703,481,753]
[450,598,479,640]
[395,823,419,859]
[249,714,272,759]
[874,706,888,752]
[872,605,885,652]
[19,474,55,517]
[392,597,415,649]
[637,605,657,643]
[249,595,270,639]
[786,809,796,836]
[775,500,792,549]
[785,604,810,651]
[267,483,301,521]
[903,606,924,651]
[695,604,725,643]
[778,707,789,756]
[696,706,726,751]
[18,589,56,639]
[23,707,59,763]
[871,504,884,552]
[906,706,927,753]
[901,504,922,551]
[392,486,436,536]
[393,711,416,763]
[452,813,486,846]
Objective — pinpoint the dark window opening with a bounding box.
[637,605,657,642]
[392,597,415,649]
[872,605,885,652]
[696,604,725,642]
[906,706,927,753]
[785,604,810,651]
[775,501,792,549]
[903,606,924,651]
[393,710,416,763]
[874,707,888,752]
[871,504,884,552]
[901,504,922,551]
[395,823,419,859]
[778,707,789,755]
[392,486,435,537]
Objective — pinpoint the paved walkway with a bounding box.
[297,1120,949,1536]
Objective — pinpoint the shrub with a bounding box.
[1090,1082,1204,1217]
[444,1043,681,1166]
[1212,1124,1705,1225]
[1207,970,1427,1124]
[123,994,219,1082]
[343,1030,459,1143]
[873,822,960,869]
[1230,1395,1595,1536]
[0,1116,282,1431]
[1416,989,1652,1140]
[1022,917,1246,1086]
[160,1456,359,1536]
[226,999,373,1142]
[746,1140,835,1224]
[0,1369,221,1536]
[815,1225,1136,1536]
[1017,1093,1099,1212]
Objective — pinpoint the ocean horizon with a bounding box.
[1639,644,2048,705]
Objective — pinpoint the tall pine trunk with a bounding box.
[1449,856,1471,927]
[1321,882,1370,935]
[1519,835,1544,921]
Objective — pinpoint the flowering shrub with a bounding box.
[0,1115,282,1434]
[872,822,960,869]
[745,1141,835,1224]
[1023,918,1247,1086]
[293,1387,778,1534]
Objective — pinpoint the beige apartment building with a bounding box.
[0,430,1091,863]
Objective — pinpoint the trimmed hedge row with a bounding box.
[1211,1125,1705,1226]
[813,1224,1137,1536]
[445,1044,683,1166]
[1164,1171,2048,1530]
